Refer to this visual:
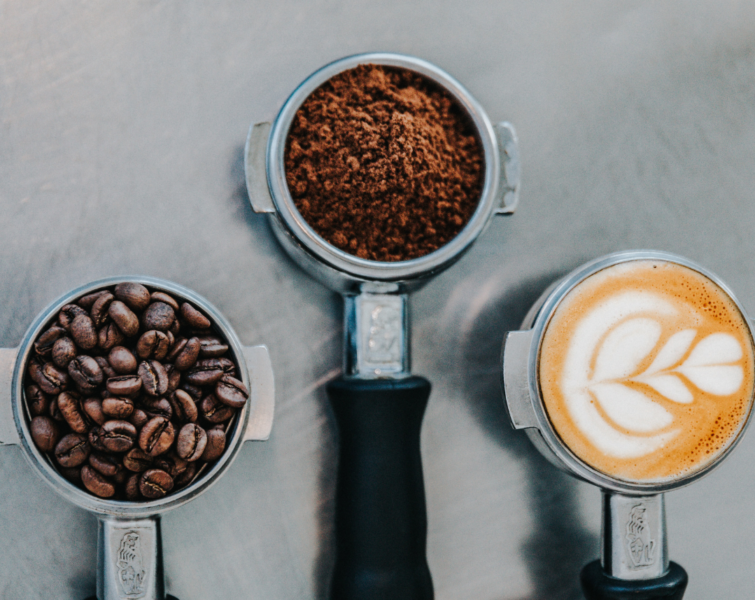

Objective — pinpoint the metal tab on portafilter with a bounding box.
[502,250,755,600]
[0,276,274,600]
[245,52,519,600]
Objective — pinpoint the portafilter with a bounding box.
[245,52,520,600]
[502,251,755,599]
[0,276,274,600]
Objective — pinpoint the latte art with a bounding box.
[539,260,754,482]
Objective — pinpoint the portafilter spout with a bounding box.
[0,276,274,600]
[245,52,519,600]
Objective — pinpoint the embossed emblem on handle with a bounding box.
[625,504,656,569]
[116,531,147,599]
[366,303,401,364]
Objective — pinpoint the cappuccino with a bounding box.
[538,259,754,482]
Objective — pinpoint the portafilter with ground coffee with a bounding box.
[502,250,755,599]
[245,52,520,600]
[0,276,274,600]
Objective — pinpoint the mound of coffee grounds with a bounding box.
[285,64,484,262]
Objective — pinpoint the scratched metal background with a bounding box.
[2,1,755,599]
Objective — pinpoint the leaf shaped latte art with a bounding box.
[562,291,746,459]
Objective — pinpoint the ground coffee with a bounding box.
[285,64,484,262]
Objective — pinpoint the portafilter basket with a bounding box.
[245,52,520,600]
[0,276,274,600]
[502,250,755,600]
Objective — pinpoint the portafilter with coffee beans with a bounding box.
[501,250,755,600]
[0,276,274,600]
[245,52,520,600]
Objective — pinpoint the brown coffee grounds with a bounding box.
[284,64,484,262]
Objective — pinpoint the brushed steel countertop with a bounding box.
[2,2,755,598]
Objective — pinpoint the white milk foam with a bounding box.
[562,291,684,458]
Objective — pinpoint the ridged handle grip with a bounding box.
[581,560,688,600]
[327,376,433,600]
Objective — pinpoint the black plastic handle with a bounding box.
[327,376,434,600]
[581,560,688,600]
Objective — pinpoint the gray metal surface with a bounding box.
[2,1,755,599]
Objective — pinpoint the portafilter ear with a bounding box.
[502,250,755,599]
[0,276,274,600]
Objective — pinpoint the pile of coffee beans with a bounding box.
[25,282,249,501]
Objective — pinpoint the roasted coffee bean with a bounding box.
[94,356,118,380]
[151,292,179,311]
[98,322,125,350]
[68,356,103,391]
[142,302,175,332]
[55,433,90,467]
[70,314,97,350]
[59,304,88,330]
[60,466,82,484]
[169,390,198,423]
[201,427,226,462]
[198,336,229,358]
[176,424,207,462]
[180,303,211,329]
[114,469,128,485]
[101,420,137,453]
[185,362,224,386]
[173,337,200,371]
[34,326,65,357]
[179,382,203,402]
[166,452,189,478]
[88,426,108,452]
[215,375,249,408]
[141,397,172,420]
[108,346,137,374]
[106,375,142,397]
[200,394,234,424]
[30,416,60,453]
[29,361,68,395]
[165,364,180,393]
[129,408,149,429]
[174,461,197,488]
[139,417,175,456]
[83,397,107,426]
[114,283,151,311]
[89,452,122,477]
[90,292,114,328]
[123,448,154,472]
[136,330,171,360]
[109,300,139,337]
[125,473,141,500]
[169,319,181,336]
[139,469,174,499]
[58,391,90,433]
[51,337,77,368]
[78,290,110,310]
[48,395,65,422]
[26,385,50,416]
[81,465,115,498]
[138,360,168,396]
[102,396,135,419]
[166,337,187,362]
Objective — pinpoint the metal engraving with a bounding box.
[366,302,401,364]
[116,531,147,599]
[626,504,656,569]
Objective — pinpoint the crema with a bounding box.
[538,260,754,482]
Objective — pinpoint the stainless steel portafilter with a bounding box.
[0,276,274,600]
[502,250,755,600]
[245,52,520,599]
